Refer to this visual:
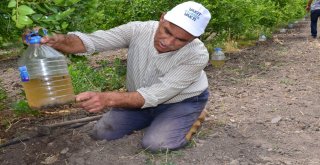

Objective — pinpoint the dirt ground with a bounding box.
[0,19,320,165]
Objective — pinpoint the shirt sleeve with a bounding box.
[137,48,209,108]
[67,22,137,55]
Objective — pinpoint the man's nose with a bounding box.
[164,36,176,46]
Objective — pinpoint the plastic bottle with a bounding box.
[279,28,287,33]
[259,34,267,42]
[210,48,226,68]
[18,31,75,109]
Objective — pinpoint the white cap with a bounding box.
[164,1,211,37]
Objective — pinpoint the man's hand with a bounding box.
[76,92,108,113]
[22,28,86,54]
[22,27,42,45]
[22,28,61,46]
[306,0,313,12]
[306,5,311,12]
[40,34,64,47]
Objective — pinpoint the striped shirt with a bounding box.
[69,21,209,108]
[311,0,320,10]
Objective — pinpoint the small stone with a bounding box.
[47,142,54,147]
[265,62,271,66]
[84,149,91,154]
[41,155,58,164]
[256,120,264,124]
[230,159,240,165]
[256,144,262,148]
[60,147,69,154]
[209,132,219,138]
[74,158,85,165]
[271,116,282,124]
[205,115,215,121]
[280,28,287,33]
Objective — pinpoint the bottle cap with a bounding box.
[25,32,42,44]
[214,48,221,51]
[26,35,41,44]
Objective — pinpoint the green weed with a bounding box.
[144,149,183,165]
[196,128,211,139]
[280,78,294,85]
[1,119,10,131]
[67,54,88,63]
[0,43,24,60]
[11,100,40,116]
[0,84,7,111]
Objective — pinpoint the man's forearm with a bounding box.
[105,91,145,108]
[76,91,145,112]
[44,34,86,54]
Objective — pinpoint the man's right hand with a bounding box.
[40,34,64,47]
[22,27,55,45]
[22,28,86,54]
[306,5,311,12]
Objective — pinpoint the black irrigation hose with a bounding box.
[0,122,89,148]
[0,135,32,148]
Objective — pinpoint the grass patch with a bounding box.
[236,39,257,48]
[68,58,126,94]
[0,42,24,60]
[11,100,40,116]
[280,78,295,85]
[0,86,7,111]
[224,39,240,53]
[143,149,184,165]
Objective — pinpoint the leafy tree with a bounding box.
[0,0,307,47]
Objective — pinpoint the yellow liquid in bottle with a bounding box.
[22,75,75,109]
[210,60,225,68]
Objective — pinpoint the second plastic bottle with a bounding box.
[210,48,226,68]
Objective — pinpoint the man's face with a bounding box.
[154,14,196,53]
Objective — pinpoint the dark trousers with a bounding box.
[91,89,209,152]
[311,9,320,37]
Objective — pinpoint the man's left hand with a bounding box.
[76,92,108,113]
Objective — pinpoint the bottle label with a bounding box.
[19,66,30,82]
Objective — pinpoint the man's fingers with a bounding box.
[80,99,95,108]
[41,36,50,44]
[75,92,104,113]
[75,92,94,102]
[88,108,101,113]
[76,99,103,113]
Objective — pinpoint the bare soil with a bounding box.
[0,19,319,165]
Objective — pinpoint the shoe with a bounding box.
[309,36,317,41]
[185,109,208,140]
